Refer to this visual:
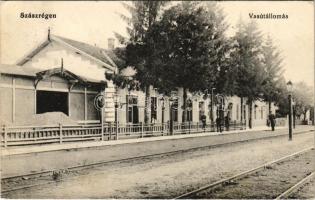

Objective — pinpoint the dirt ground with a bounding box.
[194,149,314,199]
[2,132,314,199]
[289,176,315,199]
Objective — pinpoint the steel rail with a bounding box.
[3,129,312,180]
[275,171,314,199]
[174,147,314,199]
[1,130,313,194]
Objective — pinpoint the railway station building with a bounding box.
[0,32,276,127]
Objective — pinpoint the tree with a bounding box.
[273,76,290,117]
[115,1,168,124]
[275,80,314,125]
[261,35,284,113]
[231,20,266,128]
[202,2,234,96]
[145,2,230,122]
[292,82,314,122]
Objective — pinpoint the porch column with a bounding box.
[34,89,37,114]
[12,78,15,123]
[68,92,71,117]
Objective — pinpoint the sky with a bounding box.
[0,1,314,87]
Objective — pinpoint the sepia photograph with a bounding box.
[0,1,314,199]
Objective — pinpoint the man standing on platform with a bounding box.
[268,112,276,131]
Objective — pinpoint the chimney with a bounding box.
[108,38,115,49]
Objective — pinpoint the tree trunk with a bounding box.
[248,100,253,129]
[144,86,151,124]
[240,97,243,123]
[312,108,315,125]
[268,101,271,114]
[182,88,188,123]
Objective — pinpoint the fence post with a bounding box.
[101,118,104,141]
[169,121,172,135]
[141,122,143,138]
[115,121,118,140]
[109,123,112,140]
[3,125,7,148]
[59,123,63,144]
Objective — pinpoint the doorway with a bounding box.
[36,91,68,115]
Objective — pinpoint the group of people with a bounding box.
[216,116,231,132]
[200,111,277,132]
[200,114,230,132]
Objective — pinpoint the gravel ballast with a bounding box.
[288,176,315,199]
[193,149,314,199]
[2,131,314,199]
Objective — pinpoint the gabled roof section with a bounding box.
[16,39,50,66]
[17,34,118,73]
[0,64,42,78]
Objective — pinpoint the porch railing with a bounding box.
[1,121,246,147]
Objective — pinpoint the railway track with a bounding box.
[1,129,313,195]
[174,147,314,199]
[275,171,314,199]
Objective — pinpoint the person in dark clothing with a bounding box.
[268,112,276,131]
[216,117,222,132]
[201,114,207,130]
[225,115,230,131]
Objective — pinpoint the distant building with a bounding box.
[0,32,276,127]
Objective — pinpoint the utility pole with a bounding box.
[287,80,293,141]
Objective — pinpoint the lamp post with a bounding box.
[94,92,105,140]
[287,81,293,141]
[216,94,224,132]
[160,96,165,124]
[292,99,296,129]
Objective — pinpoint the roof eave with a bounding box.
[16,39,51,66]
[51,35,117,73]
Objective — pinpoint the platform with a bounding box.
[1,126,313,179]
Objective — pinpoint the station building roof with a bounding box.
[16,34,118,73]
[0,64,106,86]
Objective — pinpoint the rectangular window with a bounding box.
[199,101,205,121]
[127,95,138,124]
[254,106,257,120]
[128,107,133,123]
[187,110,192,122]
[186,100,193,122]
[172,99,178,122]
